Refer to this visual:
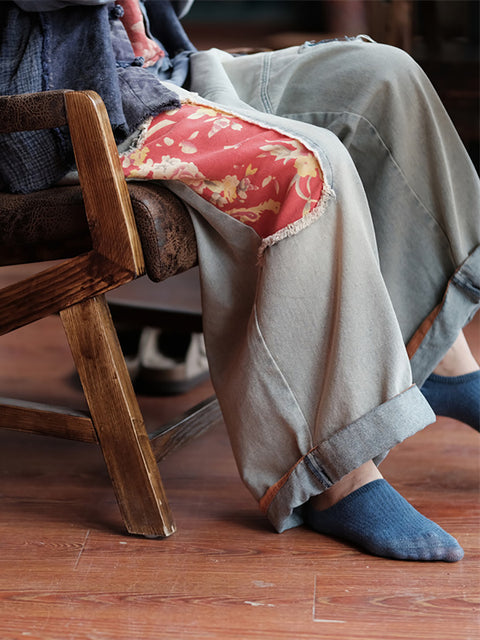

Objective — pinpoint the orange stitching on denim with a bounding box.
[406,264,461,359]
[259,446,318,514]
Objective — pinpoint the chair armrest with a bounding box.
[0,90,144,275]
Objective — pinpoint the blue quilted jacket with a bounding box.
[0,0,196,193]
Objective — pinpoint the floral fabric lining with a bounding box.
[121,103,325,246]
[117,0,165,67]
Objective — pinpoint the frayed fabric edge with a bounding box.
[119,92,337,259]
[122,91,334,187]
[257,182,335,262]
[118,116,154,157]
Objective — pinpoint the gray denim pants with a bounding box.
[164,38,480,531]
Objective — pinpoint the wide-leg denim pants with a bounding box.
[165,38,480,532]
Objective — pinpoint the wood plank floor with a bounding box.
[0,268,479,640]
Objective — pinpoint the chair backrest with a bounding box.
[0,89,215,539]
[0,90,144,270]
[0,90,145,335]
[0,90,198,335]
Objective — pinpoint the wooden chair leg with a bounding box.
[60,295,176,538]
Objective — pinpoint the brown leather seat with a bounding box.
[0,181,198,281]
[0,89,221,538]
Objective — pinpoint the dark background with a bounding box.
[183,1,479,170]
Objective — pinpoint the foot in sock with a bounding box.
[421,371,480,431]
[306,479,464,562]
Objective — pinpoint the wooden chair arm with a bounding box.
[0,90,144,275]
[0,90,146,335]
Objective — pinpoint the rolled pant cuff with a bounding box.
[263,384,435,533]
[409,244,480,387]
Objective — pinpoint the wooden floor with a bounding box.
[0,267,479,640]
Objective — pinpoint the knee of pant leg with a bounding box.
[277,40,428,119]
[305,125,368,201]
[360,41,425,86]
[333,42,433,129]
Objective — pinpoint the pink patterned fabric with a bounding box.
[117,0,164,68]
[121,103,325,241]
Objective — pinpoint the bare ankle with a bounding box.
[310,460,383,511]
[433,331,479,377]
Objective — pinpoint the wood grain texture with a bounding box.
[0,253,134,336]
[65,91,144,275]
[0,284,478,640]
[60,295,176,538]
[0,397,96,443]
[0,90,146,337]
[150,396,223,462]
[0,91,201,538]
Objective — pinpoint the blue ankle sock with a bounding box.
[306,479,464,562]
[421,371,480,431]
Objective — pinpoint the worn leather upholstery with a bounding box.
[0,182,198,282]
[0,90,69,133]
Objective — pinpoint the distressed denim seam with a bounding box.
[252,299,312,442]
[281,109,458,262]
[260,51,274,114]
[304,453,333,487]
[453,272,480,302]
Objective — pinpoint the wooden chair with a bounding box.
[0,89,222,538]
